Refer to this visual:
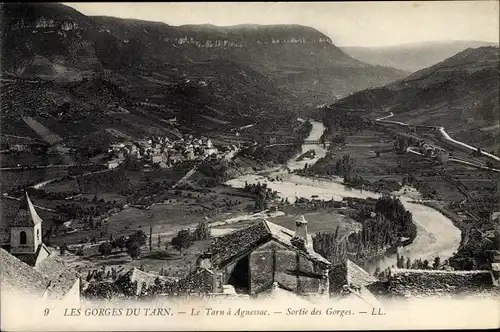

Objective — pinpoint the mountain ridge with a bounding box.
[329,46,500,152]
[342,40,499,72]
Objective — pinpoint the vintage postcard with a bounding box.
[1,1,499,331]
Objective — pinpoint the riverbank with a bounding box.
[225,120,462,273]
[409,199,469,248]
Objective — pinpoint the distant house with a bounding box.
[151,153,164,164]
[204,217,331,297]
[10,144,28,152]
[0,192,80,303]
[107,158,123,169]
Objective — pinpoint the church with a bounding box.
[0,192,80,302]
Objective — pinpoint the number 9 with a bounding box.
[44,308,50,316]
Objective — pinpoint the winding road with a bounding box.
[375,112,500,163]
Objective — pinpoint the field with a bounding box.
[309,124,498,204]
[211,209,360,239]
[23,116,63,144]
[310,128,404,185]
[49,184,255,246]
[58,205,360,279]
[0,168,69,192]
[62,238,210,279]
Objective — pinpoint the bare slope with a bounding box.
[329,47,500,151]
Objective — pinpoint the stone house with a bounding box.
[203,217,331,297]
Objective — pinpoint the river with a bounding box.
[225,120,461,273]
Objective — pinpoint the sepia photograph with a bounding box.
[0,1,499,331]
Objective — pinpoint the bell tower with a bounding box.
[10,192,43,254]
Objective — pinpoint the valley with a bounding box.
[1,2,499,307]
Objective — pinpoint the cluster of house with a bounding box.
[2,195,499,307]
[107,134,240,169]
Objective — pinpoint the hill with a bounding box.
[92,16,407,107]
[0,3,406,149]
[328,46,500,152]
[342,41,498,73]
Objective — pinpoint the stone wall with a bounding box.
[389,269,493,297]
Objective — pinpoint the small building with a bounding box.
[9,192,44,257]
[0,192,80,303]
[151,153,164,164]
[436,149,449,165]
[107,158,123,169]
[206,218,331,297]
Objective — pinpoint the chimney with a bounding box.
[295,215,308,244]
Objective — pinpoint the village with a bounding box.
[105,134,242,170]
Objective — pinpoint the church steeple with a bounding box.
[10,192,43,255]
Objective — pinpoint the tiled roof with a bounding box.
[16,243,51,266]
[11,192,42,227]
[210,221,271,266]
[329,259,378,294]
[35,252,80,300]
[345,259,378,288]
[177,268,214,294]
[388,268,495,298]
[0,248,50,297]
[210,220,330,267]
[263,220,330,265]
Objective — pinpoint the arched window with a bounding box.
[20,231,27,245]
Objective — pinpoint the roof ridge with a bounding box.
[391,268,491,274]
[25,192,42,225]
[262,219,271,233]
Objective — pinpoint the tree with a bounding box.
[171,229,192,254]
[129,230,147,246]
[335,154,355,177]
[127,240,141,259]
[422,259,429,269]
[98,242,113,256]
[433,256,441,269]
[60,243,69,255]
[192,221,210,241]
[112,236,127,251]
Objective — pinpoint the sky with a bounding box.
[64,1,499,47]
